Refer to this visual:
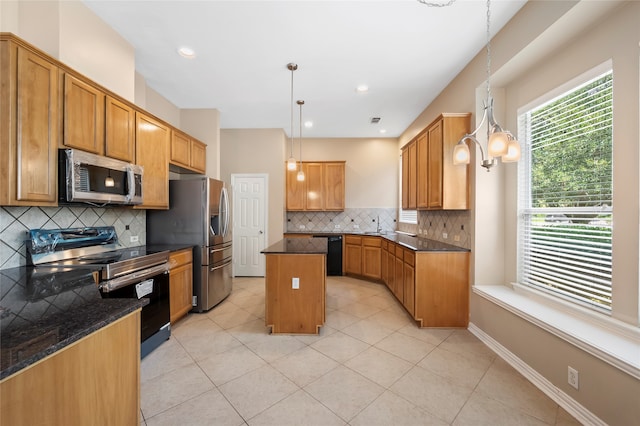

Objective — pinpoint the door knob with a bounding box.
[259,230,263,234]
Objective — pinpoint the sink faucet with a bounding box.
[376,215,382,233]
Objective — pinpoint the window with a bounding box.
[518,71,613,311]
[398,156,417,224]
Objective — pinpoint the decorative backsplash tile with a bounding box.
[395,210,471,249]
[0,207,146,270]
[286,208,397,234]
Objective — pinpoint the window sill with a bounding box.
[473,284,640,380]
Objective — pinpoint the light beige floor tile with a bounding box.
[452,391,549,426]
[145,388,244,426]
[397,324,455,346]
[345,346,413,388]
[350,390,448,426]
[358,293,398,310]
[141,338,194,383]
[439,329,497,361]
[244,333,307,363]
[176,327,243,361]
[227,318,271,345]
[418,346,493,389]
[247,389,346,426]
[324,309,361,330]
[242,302,265,319]
[310,331,370,363]
[390,365,474,424]
[218,364,299,420]
[337,301,382,319]
[197,344,266,386]
[366,308,412,330]
[304,366,385,422]
[294,324,337,345]
[171,317,222,340]
[341,318,395,345]
[475,357,558,424]
[374,331,435,363]
[225,287,253,303]
[555,406,583,426]
[227,293,264,309]
[210,308,259,330]
[205,299,245,319]
[172,312,210,329]
[271,346,339,387]
[141,363,215,419]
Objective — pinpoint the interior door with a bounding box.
[232,174,267,276]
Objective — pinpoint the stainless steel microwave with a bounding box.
[58,149,143,205]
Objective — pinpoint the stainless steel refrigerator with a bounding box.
[147,178,232,312]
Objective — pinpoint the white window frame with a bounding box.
[517,64,613,314]
[398,156,417,224]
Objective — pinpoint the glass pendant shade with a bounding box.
[296,169,305,181]
[488,131,509,157]
[502,139,521,162]
[453,142,471,165]
[287,156,297,171]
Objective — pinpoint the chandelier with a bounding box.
[296,100,305,181]
[451,0,521,171]
[286,63,298,171]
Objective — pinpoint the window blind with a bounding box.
[518,72,613,310]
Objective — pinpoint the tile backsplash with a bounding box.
[0,206,146,270]
[286,208,397,234]
[396,210,471,249]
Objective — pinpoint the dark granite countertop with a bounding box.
[283,231,469,252]
[0,265,147,380]
[262,237,328,254]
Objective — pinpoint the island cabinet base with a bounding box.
[0,311,141,426]
[265,253,326,334]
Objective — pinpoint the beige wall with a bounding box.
[220,129,286,245]
[181,109,221,179]
[403,1,639,424]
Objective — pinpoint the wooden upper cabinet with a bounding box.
[0,37,59,206]
[170,129,207,174]
[305,162,324,211]
[285,161,345,211]
[135,112,170,209]
[401,140,417,210]
[62,73,105,155]
[407,113,471,211]
[105,96,135,162]
[324,162,345,211]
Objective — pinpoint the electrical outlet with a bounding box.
[418,229,423,234]
[353,224,359,229]
[334,225,340,229]
[442,232,448,239]
[454,235,460,242]
[299,225,305,229]
[568,366,579,389]
[130,235,139,243]
[292,277,300,289]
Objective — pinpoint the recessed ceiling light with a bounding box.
[356,85,369,93]
[178,46,196,59]
[379,129,387,134]
[304,121,313,128]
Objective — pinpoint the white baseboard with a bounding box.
[468,322,606,426]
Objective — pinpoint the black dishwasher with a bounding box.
[313,235,343,276]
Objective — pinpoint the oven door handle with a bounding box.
[99,262,169,293]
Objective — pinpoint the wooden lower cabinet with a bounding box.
[361,237,381,280]
[394,247,404,301]
[0,311,141,425]
[403,250,415,317]
[344,235,362,275]
[169,248,193,324]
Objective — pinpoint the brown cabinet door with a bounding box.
[170,130,191,169]
[401,146,409,209]
[190,139,207,173]
[170,263,193,324]
[62,73,105,155]
[135,112,169,209]
[305,162,324,210]
[105,95,135,162]
[408,140,417,209]
[286,164,305,210]
[394,252,404,301]
[2,45,59,205]
[403,251,415,316]
[386,243,395,291]
[416,132,428,209]
[344,243,362,275]
[427,120,443,209]
[324,162,345,210]
[362,239,381,280]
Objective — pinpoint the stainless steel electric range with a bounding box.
[27,226,171,358]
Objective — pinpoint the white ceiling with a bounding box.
[83,0,527,138]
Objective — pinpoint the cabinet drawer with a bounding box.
[362,237,381,247]
[404,250,415,266]
[345,235,362,245]
[170,248,192,268]
[395,245,404,258]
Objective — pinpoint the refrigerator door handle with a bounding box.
[210,260,232,272]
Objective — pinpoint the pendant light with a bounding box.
[296,100,305,182]
[286,63,298,171]
[451,0,521,171]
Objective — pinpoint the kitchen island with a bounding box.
[261,238,327,334]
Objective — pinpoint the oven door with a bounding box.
[99,263,170,355]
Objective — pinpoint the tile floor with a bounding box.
[140,276,581,426]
